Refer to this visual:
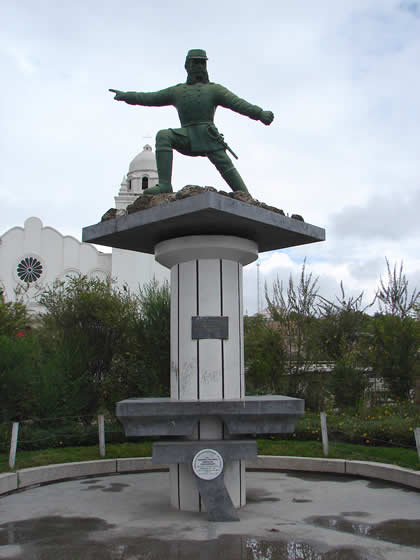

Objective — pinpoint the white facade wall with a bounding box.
[0,217,169,311]
[0,145,169,310]
[0,217,112,312]
[111,248,168,292]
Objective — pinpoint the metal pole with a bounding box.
[257,262,261,314]
[415,428,420,460]
[98,415,106,458]
[320,412,329,457]
[9,422,19,469]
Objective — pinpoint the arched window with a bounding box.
[142,176,149,190]
[128,180,132,191]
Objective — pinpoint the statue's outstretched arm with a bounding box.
[215,85,274,125]
[108,87,174,107]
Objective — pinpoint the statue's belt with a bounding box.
[182,121,214,127]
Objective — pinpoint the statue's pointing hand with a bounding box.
[260,110,274,126]
[109,89,125,101]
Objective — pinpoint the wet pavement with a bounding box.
[0,471,419,559]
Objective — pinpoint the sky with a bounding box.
[1,0,419,315]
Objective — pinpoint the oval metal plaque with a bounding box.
[192,448,223,480]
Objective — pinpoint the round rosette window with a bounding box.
[16,257,43,283]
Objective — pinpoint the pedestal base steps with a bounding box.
[153,440,257,521]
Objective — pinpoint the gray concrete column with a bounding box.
[155,235,258,511]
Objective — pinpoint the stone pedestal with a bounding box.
[83,191,325,521]
[155,235,257,510]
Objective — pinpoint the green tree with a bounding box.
[244,315,287,394]
[37,275,171,416]
[369,259,420,400]
[0,286,30,337]
[317,282,370,408]
[375,258,419,318]
[103,278,171,409]
[136,278,170,394]
[369,314,419,400]
[0,333,69,422]
[0,335,39,421]
[317,282,370,360]
[37,275,143,416]
[265,262,320,401]
[0,288,40,421]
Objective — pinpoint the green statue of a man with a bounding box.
[110,49,274,195]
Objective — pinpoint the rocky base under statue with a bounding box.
[101,185,304,223]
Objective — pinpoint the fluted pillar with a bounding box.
[155,235,258,511]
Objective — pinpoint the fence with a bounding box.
[1,410,419,471]
[318,412,420,461]
[0,414,127,469]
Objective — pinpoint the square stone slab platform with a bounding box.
[82,192,325,252]
[117,396,304,437]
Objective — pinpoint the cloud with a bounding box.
[243,250,420,316]
[329,189,420,240]
[1,0,419,317]
[400,1,420,17]
[3,46,38,74]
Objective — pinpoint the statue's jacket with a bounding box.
[123,83,263,154]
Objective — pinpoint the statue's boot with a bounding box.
[208,151,249,193]
[143,150,174,195]
[221,166,249,193]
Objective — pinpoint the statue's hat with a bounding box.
[185,49,208,61]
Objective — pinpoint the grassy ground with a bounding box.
[0,442,152,473]
[1,440,419,474]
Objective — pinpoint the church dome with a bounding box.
[128,144,157,174]
[115,142,159,208]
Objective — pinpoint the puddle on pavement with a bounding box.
[81,482,130,493]
[81,481,130,492]
[292,498,313,503]
[249,497,280,503]
[0,516,115,546]
[0,517,378,559]
[366,479,413,492]
[102,483,130,493]
[246,489,280,503]
[306,515,420,547]
[287,473,355,484]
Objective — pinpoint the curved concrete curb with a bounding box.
[0,456,419,496]
[250,456,420,490]
[247,456,347,474]
[17,459,117,489]
[0,473,18,494]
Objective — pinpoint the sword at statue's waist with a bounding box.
[206,124,238,160]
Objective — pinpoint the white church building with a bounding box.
[0,145,169,313]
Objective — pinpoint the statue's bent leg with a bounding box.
[142,129,191,194]
[154,150,173,193]
[142,129,176,194]
[153,129,174,193]
[207,150,249,194]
